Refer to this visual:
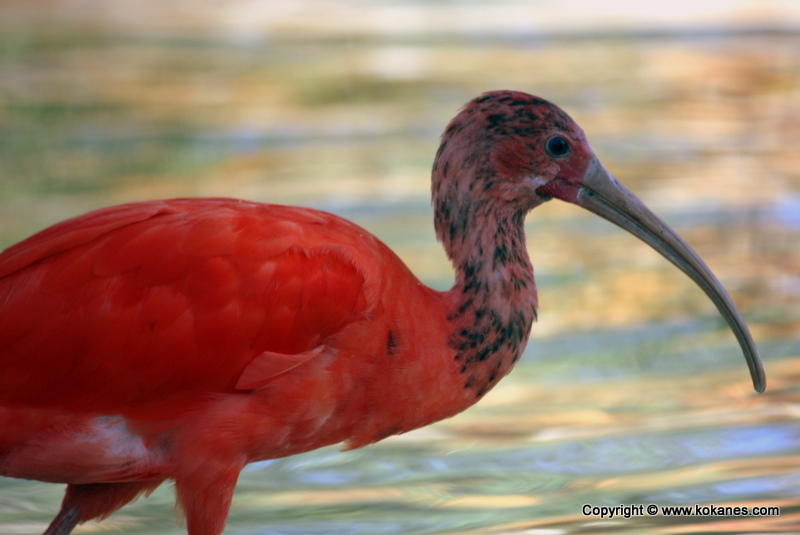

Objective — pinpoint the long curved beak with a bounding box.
[575,157,766,393]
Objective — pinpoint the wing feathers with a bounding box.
[0,199,383,412]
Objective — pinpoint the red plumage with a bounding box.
[1,200,374,411]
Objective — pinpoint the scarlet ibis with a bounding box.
[0,90,765,535]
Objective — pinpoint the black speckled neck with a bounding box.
[446,209,538,398]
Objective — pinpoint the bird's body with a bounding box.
[1,198,532,534]
[0,91,764,535]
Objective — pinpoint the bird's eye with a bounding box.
[546,136,570,158]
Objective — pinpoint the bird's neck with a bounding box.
[445,208,538,399]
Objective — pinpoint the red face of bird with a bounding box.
[433,90,765,393]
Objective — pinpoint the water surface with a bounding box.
[1,2,799,534]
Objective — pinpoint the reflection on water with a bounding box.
[1,1,799,534]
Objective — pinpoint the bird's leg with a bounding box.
[42,481,163,535]
[175,465,242,535]
[43,506,79,535]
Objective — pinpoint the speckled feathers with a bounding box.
[432,90,586,253]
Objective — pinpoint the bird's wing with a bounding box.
[0,198,382,414]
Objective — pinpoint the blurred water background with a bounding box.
[1,1,800,534]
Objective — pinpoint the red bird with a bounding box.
[0,91,765,535]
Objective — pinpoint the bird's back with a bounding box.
[0,198,393,417]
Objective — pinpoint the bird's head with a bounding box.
[432,89,765,393]
[432,90,595,220]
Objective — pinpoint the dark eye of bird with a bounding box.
[546,136,570,158]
